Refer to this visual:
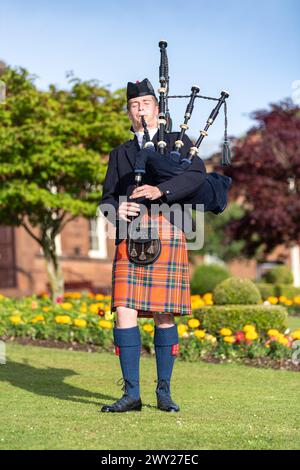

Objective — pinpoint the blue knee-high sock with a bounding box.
[113,325,141,399]
[154,325,179,396]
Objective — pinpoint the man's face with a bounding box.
[127,95,159,131]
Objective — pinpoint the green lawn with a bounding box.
[0,343,299,450]
[287,315,300,331]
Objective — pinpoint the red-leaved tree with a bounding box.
[218,98,300,259]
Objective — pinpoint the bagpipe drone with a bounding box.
[134,40,232,215]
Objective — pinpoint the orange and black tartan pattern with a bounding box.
[111,212,192,318]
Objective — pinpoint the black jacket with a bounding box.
[100,131,207,245]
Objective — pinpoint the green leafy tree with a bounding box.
[0,64,130,299]
[188,202,246,264]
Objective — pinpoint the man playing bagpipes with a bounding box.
[99,43,232,413]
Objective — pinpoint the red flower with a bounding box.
[55,296,63,304]
[235,331,245,343]
[97,308,105,317]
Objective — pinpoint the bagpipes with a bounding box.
[134,40,232,215]
[126,40,232,265]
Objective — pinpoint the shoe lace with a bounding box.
[116,377,130,396]
[155,378,170,394]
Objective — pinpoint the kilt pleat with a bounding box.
[111,212,192,318]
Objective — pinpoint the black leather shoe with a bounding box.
[101,395,142,412]
[100,378,142,413]
[156,379,180,412]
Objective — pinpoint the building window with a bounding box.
[88,212,107,259]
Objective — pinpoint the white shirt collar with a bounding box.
[135,127,158,148]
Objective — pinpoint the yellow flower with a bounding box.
[243,324,256,333]
[267,329,280,338]
[191,295,205,309]
[64,292,81,299]
[293,296,300,305]
[90,303,103,314]
[42,306,50,312]
[55,315,72,325]
[203,293,213,305]
[105,311,114,321]
[279,296,287,303]
[203,292,213,301]
[191,300,205,309]
[95,294,105,300]
[60,302,73,310]
[191,294,201,301]
[284,300,293,306]
[267,296,278,304]
[80,306,87,313]
[0,294,6,300]
[194,329,206,339]
[143,324,154,333]
[277,335,288,346]
[74,318,87,328]
[205,334,217,344]
[10,315,22,325]
[245,331,258,341]
[188,318,200,329]
[220,328,232,336]
[31,315,45,324]
[291,329,300,340]
[224,335,235,344]
[177,324,188,336]
[98,319,113,329]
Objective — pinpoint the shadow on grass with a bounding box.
[0,358,117,406]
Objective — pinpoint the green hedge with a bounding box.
[262,266,293,285]
[191,264,230,295]
[254,282,277,299]
[254,282,300,299]
[275,285,300,298]
[193,305,288,334]
[213,277,261,305]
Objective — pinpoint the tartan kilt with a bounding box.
[111,212,192,318]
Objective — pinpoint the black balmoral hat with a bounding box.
[127,78,156,101]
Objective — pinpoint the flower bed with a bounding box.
[264,295,300,316]
[0,293,299,369]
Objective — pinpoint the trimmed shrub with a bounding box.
[254,282,277,299]
[262,266,293,285]
[193,304,288,334]
[275,285,300,298]
[191,264,230,295]
[213,277,262,305]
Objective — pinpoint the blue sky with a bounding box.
[0,0,299,157]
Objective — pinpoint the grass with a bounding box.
[287,315,300,331]
[0,343,299,450]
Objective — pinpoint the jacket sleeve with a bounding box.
[99,149,120,227]
[156,135,207,204]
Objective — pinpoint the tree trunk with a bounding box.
[43,250,64,301]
